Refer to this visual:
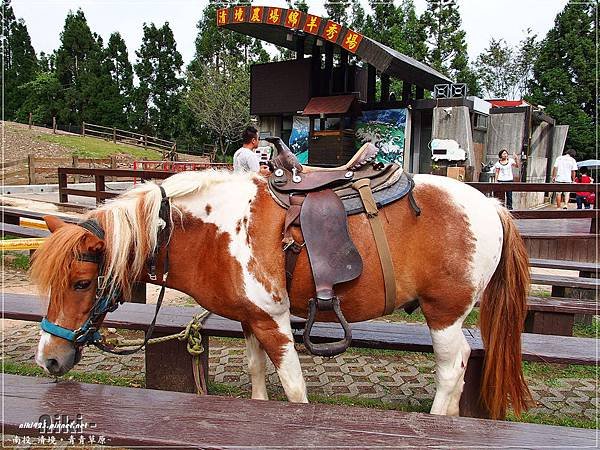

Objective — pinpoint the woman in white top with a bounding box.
[494,149,520,210]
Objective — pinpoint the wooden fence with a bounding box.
[0,155,117,185]
[82,122,178,160]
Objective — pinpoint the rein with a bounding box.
[40,186,171,355]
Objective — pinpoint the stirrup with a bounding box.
[303,296,352,357]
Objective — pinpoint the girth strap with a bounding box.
[352,178,397,316]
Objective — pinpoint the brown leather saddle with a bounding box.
[265,137,420,356]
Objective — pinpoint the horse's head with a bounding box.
[31,216,106,376]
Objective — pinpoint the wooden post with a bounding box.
[525,311,574,336]
[143,134,147,149]
[402,82,413,103]
[28,112,32,129]
[58,170,68,203]
[82,122,86,137]
[130,282,147,304]
[415,86,425,99]
[72,156,80,183]
[459,354,491,418]
[27,154,36,185]
[95,174,105,205]
[52,116,57,134]
[145,333,209,394]
[113,127,117,144]
[367,64,376,104]
[380,73,390,103]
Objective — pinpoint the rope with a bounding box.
[102,310,211,395]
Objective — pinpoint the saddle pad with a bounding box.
[300,190,363,299]
[342,169,412,216]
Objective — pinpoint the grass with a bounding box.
[523,360,597,381]
[37,134,162,160]
[573,317,599,338]
[4,252,30,270]
[386,308,480,327]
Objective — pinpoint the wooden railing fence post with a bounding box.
[28,112,32,130]
[27,155,36,185]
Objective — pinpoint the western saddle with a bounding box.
[266,137,420,356]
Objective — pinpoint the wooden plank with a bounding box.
[0,168,29,180]
[2,207,78,225]
[3,374,595,448]
[58,188,117,200]
[527,297,598,314]
[468,182,598,193]
[32,157,73,164]
[512,210,598,220]
[0,158,28,169]
[3,294,597,365]
[0,223,50,238]
[530,273,600,289]
[0,237,46,250]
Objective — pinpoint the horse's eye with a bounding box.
[74,280,92,291]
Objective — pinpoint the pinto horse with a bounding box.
[31,169,531,419]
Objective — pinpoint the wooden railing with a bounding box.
[0,155,117,185]
[467,182,598,233]
[82,122,177,160]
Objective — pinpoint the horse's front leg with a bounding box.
[241,324,269,400]
[247,308,308,403]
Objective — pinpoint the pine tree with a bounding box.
[475,39,518,99]
[133,22,184,139]
[189,4,268,76]
[324,0,350,23]
[2,0,38,120]
[54,9,122,125]
[421,0,479,94]
[529,1,596,159]
[106,32,134,124]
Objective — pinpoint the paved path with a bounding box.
[1,268,596,421]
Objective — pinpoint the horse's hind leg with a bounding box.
[247,310,308,403]
[242,325,269,400]
[429,318,471,416]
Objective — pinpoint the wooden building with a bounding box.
[217,6,567,189]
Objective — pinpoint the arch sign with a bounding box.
[217,6,364,54]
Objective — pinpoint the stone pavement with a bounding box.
[1,267,597,421]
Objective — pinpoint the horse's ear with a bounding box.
[44,215,66,233]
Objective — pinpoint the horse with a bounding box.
[31,169,532,419]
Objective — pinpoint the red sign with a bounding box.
[216,8,228,26]
[303,14,321,35]
[232,6,246,23]
[322,20,341,43]
[341,30,363,53]
[285,10,302,29]
[266,7,282,25]
[249,6,263,23]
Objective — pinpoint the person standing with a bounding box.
[552,149,578,209]
[233,126,260,173]
[494,149,519,210]
[575,166,594,209]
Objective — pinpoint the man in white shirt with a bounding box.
[552,149,578,209]
[233,126,260,173]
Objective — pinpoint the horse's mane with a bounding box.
[31,169,257,301]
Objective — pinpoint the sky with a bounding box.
[13,0,568,66]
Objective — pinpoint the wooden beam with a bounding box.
[380,73,390,102]
[367,64,376,104]
[415,86,424,99]
[402,82,413,103]
[296,35,305,60]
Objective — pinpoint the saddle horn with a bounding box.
[265,136,303,173]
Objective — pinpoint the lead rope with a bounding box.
[101,311,211,395]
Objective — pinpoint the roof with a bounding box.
[487,99,530,108]
[302,95,360,116]
[217,6,452,90]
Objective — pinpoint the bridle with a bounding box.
[40,186,171,355]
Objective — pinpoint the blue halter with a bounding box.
[40,218,122,347]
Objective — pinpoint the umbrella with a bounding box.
[577,159,600,168]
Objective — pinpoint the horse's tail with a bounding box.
[479,206,532,419]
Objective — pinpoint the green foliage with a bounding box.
[15,72,61,125]
[324,0,351,23]
[185,58,250,158]
[4,252,30,270]
[36,134,162,160]
[2,0,38,120]
[421,0,479,95]
[132,22,184,139]
[529,1,597,160]
[573,317,599,339]
[475,30,541,99]
[106,32,134,124]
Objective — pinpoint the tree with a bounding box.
[15,72,61,125]
[189,4,268,76]
[106,32,134,121]
[186,58,250,159]
[475,39,518,99]
[421,0,479,95]
[2,0,38,120]
[513,29,540,99]
[133,22,184,139]
[529,1,596,159]
[324,0,350,23]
